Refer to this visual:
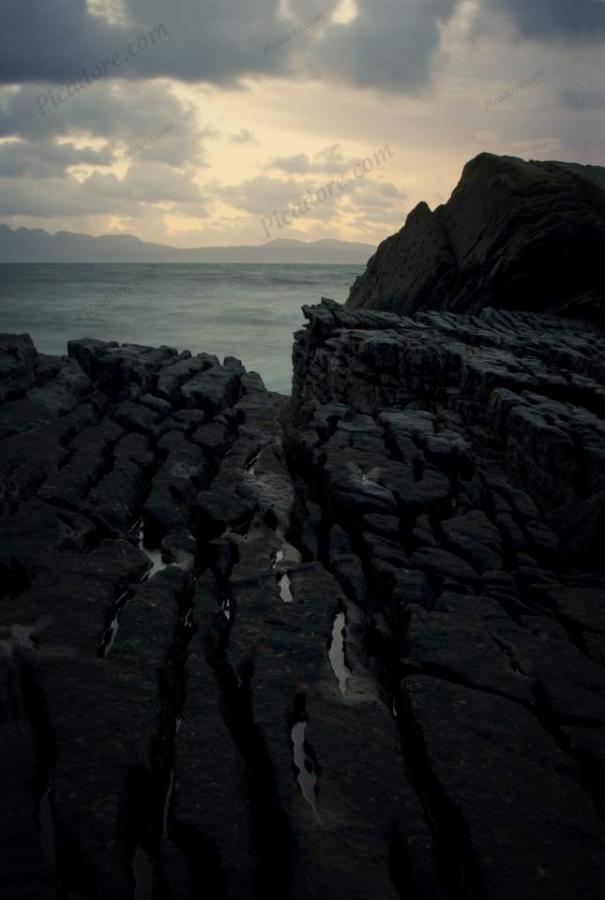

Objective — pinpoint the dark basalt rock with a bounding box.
[2,200,605,900]
[348,152,605,320]
[289,297,605,895]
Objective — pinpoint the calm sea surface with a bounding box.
[0,263,364,393]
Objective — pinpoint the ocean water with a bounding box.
[0,263,364,393]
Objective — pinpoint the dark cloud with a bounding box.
[0,0,313,85]
[479,0,605,41]
[2,2,600,100]
[309,0,458,92]
[0,0,459,94]
[0,1,116,84]
[0,81,206,167]
[0,138,112,177]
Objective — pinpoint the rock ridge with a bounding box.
[347,152,605,321]
[1,290,605,897]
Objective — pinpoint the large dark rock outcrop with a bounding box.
[347,153,605,320]
[1,307,604,898]
[292,300,605,898]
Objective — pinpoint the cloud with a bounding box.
[0,155,208,219]
[559,86,605,111]
[309,0,458,92]
[477,0,605,41]
[217,167,406,233]
[0,0,459,95]
[268,144,349,174]
[0,1,116,84]
[0,81,206,166]
[0,0,310,86]
[0,78,209,226]
[0,138,113,177]
[230,128,256,144]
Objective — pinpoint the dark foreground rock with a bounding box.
[1,310,604,899]
[292,300,605,898]
[347,152,605,321]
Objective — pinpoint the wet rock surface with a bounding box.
[1,311,604,899]
[292,300,605,897]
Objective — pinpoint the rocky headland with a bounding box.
[1,154,605,899]
[348,152,605,322]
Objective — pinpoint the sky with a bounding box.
[0,0,603,247]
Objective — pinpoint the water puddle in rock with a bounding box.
[272,549,285,570]
[244,452,260,474]
[99,590,130,658]
[138,527,168,579]
[162,718,182,838]
[328,611,350,696]
[291,721,320,823]
[133,845,155,900]
[102,615,120,657]
[221,595,232,621]
[162,768,175,838]
[39,781,57,868]
[132,521,169,580]
[278,573,293,603]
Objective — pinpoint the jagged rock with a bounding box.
[0,653,57,899]
[68,339,178,393]
[41,567,187,899]
[180,364,242,416]
[156,355,217,404]
[440,510,503,573]
[348,152,605,320]
[113,400,163,439]
[195,485,254,538]
[405,597,533,704]
[0,333,39,403]
[38,419,125,507]
[2,316,605,900]
[293,301,605,568]
[402,676,605,899]
[144,433,210,539]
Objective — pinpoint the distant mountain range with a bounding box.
[0,225,375,264]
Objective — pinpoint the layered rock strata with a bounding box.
[0,309,604,899]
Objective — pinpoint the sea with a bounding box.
[0,263,364,393]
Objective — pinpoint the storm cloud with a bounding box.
[481,0,605,42]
